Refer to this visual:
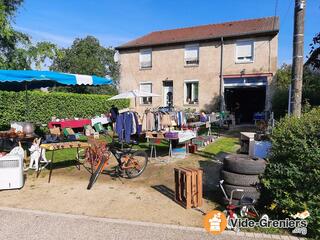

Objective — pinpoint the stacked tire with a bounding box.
[221,154,267,204]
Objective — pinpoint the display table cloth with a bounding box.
[48,119,91,129]
[165,130,197,157]
[176,130,197,143]
[91,115,110,125]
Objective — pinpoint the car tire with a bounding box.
[221,170,260,186]
[223,183,261,200]
[224,154,266,175]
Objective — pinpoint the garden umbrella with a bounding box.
[107,89,160,107]
[0,70,113,119]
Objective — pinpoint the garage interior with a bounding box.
[224,86,266,124]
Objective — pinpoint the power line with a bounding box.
[282,0,294,27]
[273,0,279,30]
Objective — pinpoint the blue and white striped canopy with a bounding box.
[0,70,113,85]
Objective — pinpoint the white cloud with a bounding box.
[14,26,74,47]
[95,34,131,47]
[14,26,131,48]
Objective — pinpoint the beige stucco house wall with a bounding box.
[118,34,278,114]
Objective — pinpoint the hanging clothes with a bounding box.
[115,111,140,143]
[145,111,155,131]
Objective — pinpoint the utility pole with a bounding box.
[291,0,306,117]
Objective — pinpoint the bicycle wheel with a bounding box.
[87,156,106,190]
[124,150,148,179]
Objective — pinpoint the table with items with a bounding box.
[165,130,197,157]
[142,109,223,158]
[91,115,111,126]
[38,141,91,183]
[48,118,91,129]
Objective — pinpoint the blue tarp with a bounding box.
[0,70,113,85]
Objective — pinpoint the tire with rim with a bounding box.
[221,170,260,186]
[125,150,148,179]
[224,154,266,175]
[223,183,261,200]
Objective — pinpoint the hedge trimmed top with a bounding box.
[0,90,129,128]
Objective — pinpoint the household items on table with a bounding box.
[0,122,35,139]
[10,122,35,136]
[142,108,222,158]
[39,141,91,183]
[48,118,92,129]
[165,130,196,143]
[0,122,37,151]
[91,114,111,126]
[146,130,197,158]
[40,141,91,151]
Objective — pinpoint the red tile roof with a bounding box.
[116,17,279,50]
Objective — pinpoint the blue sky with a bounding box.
[14,0,320,66]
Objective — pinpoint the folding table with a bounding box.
[37,141,91,182]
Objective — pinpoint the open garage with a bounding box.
[224,76,268,124]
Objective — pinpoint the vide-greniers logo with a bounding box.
[229,218,308,235]
[203,210,227,235]
[204,210,308,236]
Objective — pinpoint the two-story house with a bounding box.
[116,17,279,123]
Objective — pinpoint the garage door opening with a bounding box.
[224,86,266,124]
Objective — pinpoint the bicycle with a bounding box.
[86,140,148,190]
[219,180,268,231]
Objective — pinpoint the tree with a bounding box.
[0,0,59,70]
[275,64,292,89]
[27,41,62,70]
[306,32,320,70]
[272,64,320,118]
[0,0,30,69]
[51,36,119,84]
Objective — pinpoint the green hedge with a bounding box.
[262,108,320,238]
[0,90,129,128]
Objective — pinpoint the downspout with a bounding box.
[219,37,225,112]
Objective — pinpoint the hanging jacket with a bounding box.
[116,114,125,142]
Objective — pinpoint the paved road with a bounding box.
[0,207,291,240]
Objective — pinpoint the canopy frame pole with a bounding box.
[25,82,29,121]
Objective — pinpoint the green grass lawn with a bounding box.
[201,137,239,157]
[45,148,78,162]
[44,136,240,163]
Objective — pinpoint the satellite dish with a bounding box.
[114,51,120,63]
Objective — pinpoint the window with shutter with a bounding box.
[140,49,152,68]
[184,44,199,65]
[140,82,152,104]
[236,41,254,62]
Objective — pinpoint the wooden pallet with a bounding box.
[174,167,203,209]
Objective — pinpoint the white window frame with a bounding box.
[139,82,153,105]
[139,48,152,69]
[235,40,254,63]
[184,44,199,66]
[184,80,199,105]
